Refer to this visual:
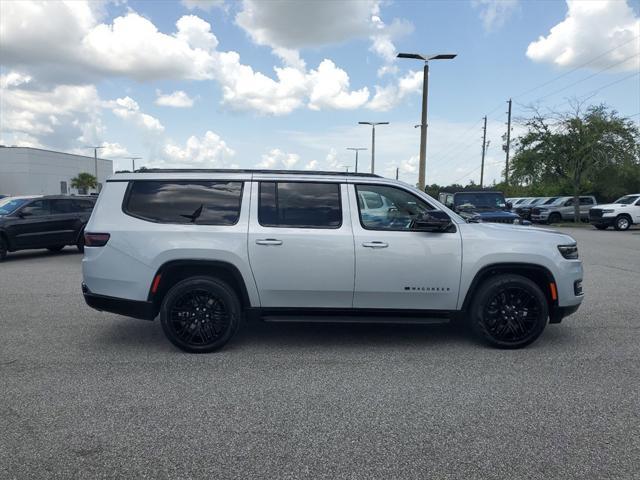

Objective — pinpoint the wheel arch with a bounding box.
[461,262,558,313]
[148,259,252,316]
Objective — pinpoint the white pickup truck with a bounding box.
[589,194,640,230]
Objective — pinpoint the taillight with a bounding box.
[84,232,110,247]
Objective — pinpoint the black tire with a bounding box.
[614,215,631,231]
[160,276,241,353]
[469,274,548,349]
[594,225,608,230]
[76,231,85,253]
[0,237,7,261]
[547,213,561,224]
[47,245,65,252]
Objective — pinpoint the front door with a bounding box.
[350,183,462,311]
[247,180,355,308]
[9,199,59,249]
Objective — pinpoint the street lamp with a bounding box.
[84,145,105,192]
[341,165,351,173]
[358,121,389,174]
[346,147,367,173]
[123,156,142,171]
[396,52,457,190]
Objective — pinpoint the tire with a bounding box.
[160,276,241,353]
[614,215,631,231]
[469,274,548,349]
[0,237,7,261]
[47,245,65,252]
[594,225,608,230]
[76,231,85,253]
[547,213,561,224]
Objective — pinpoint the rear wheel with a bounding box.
[47,245,65,252]
[470,274,548,349]
[0,237,7,261]
[548,213,561,224]
[614,215,631,231]
[160,276,241,353]
[76,232,85,253]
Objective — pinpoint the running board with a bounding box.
[261,315,451,325]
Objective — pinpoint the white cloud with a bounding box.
[107,97,165,134]
[472,0,519,32]
[162,131,236,168]
[155,90,195,108]
[527,0,640,71]
[181,0,226,12]
[367,69,422,111]
[307,60,369,110]
[256,148,300,169]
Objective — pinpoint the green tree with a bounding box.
[71,172,97,194]
[509,104,640,220]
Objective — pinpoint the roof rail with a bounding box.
[128,168,381,178]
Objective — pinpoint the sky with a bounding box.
[1,0,639,186]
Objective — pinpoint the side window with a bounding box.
[124,181,243,225]
[565,199,574,206]
[258,182,341,228]
[580,197,594,205]
[21,200,50,217]
[73,199,95,212]
[356,184,435,231]
[51,199,75,214]
[636,198,640,206]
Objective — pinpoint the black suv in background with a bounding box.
[0,195,95,260]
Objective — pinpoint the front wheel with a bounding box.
[47,245,65,252]
[0,237,7,261]
[547,213,561,224]
[160,277,241,353]
[470,274,548,349]
[614,215,631,231]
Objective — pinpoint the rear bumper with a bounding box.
[82,283,156,320]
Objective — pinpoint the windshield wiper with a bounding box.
[180,204,204,223]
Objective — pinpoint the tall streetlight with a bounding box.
[346,147,367,173]
[84,145,105,192]
[358,121,389,174]
[123,156,142,171]
[397,52,457,190]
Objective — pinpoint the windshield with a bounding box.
[614,195,639,205]
[454,193,506,209]
[0,198,29,216]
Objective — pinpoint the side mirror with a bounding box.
[18,210,32,218]
[411,211,453,232]
[506,202,513,210]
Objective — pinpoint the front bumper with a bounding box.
[549,304,581,324]
[82,283,156,320]
[589,216,615,227]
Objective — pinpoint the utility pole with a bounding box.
[358,122,389,174]
[85,146,105,192]
[480,116,487,188]
[346,147,366,173]
[504,98,512,184]
[123,156,142,171]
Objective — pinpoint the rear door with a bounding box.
[247,180,355,308]
[51,199,83,244]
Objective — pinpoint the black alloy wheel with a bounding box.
[160,277,241,353]
[47,245,65,252]
[77,232,85,253]
[470,274,548,348]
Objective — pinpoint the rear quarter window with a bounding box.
[124,181,243,225]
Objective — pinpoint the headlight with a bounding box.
[601,209,615,214]
[558,244,579,259]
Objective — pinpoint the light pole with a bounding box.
[397,52,456,190]
[358,121,389,174]
[84,146,105,192]
[341,165,351,173]
[346,147,367,173]
[123,156,142,171]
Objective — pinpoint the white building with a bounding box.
[0,146,113,196]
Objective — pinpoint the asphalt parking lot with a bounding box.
[1,226,639,480]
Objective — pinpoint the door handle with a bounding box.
[256,238,283,246]
[362,241,388,248]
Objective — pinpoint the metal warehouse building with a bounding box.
[0,146,113,196]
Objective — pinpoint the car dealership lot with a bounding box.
[1,227,639,479]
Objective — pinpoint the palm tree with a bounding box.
[71,172,97,194]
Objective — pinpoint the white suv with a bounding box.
[82,170,584,352]
[589,194,640,231]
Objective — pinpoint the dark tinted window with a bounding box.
[259,182,341,228]
[580,197,594,205]
[125,181,243,225]
[73,199,95,212]
[51,199,76,214]
[21,200,50,217]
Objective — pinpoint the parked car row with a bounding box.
[506,196,597,223]
[0,195,96,260]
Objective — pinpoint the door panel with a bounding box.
[10,200,58,249]
[350,184,462,311]
[247,181,355,308]
[51,199,82,244]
